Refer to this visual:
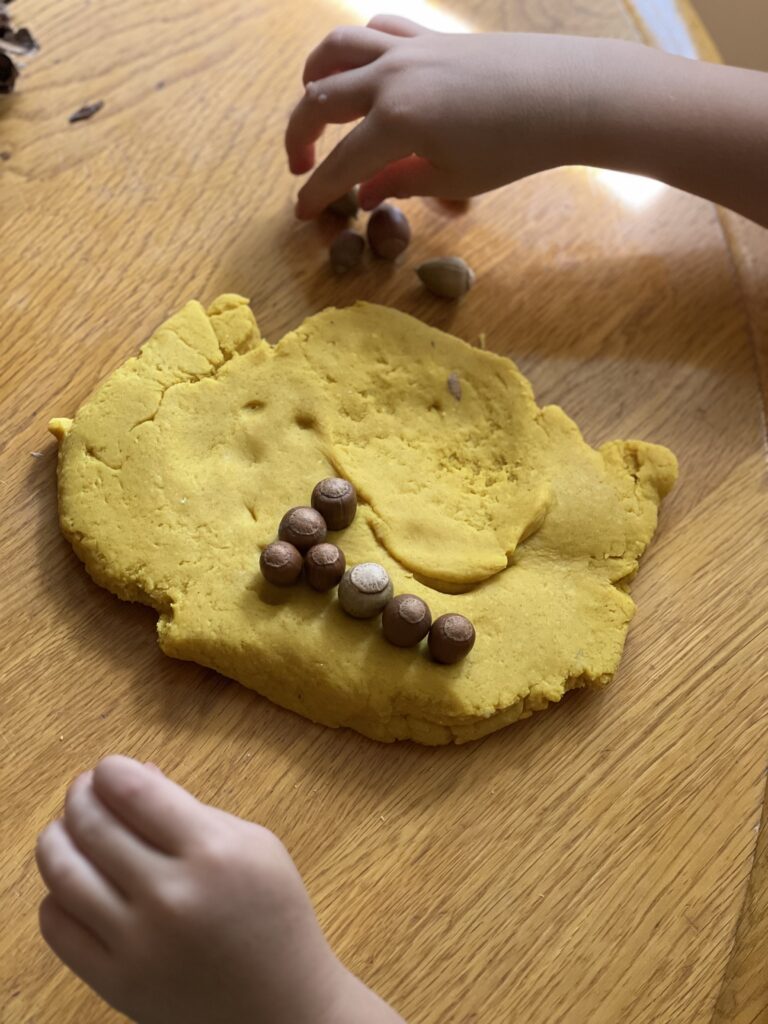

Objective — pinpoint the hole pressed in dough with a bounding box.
[294,413,317,430]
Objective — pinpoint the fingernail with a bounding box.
[144,762,164,775]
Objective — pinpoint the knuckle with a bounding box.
[376,95,407,132]
[249,827,294,880]
[253,823,286,859]
[326,26,351,51]
[196,822,278,875]
[197,832,237,871]
[380,49,410,78]
[147,877,198,921]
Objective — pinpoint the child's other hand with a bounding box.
[286,16,629,218]
[35,757,403,1024]
[287,16,768,228]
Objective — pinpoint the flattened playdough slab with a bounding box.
[50,297,677,744]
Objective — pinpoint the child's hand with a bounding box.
[36,757,404,1024]
[286,16,634,218]
[286,16,768,228]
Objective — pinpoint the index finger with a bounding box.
[286,68,376,175]
[296,114,409,219]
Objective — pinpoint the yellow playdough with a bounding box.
[50,296,677,744]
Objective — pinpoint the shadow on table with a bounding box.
[212,197,751,368]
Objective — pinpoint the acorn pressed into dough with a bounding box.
[50,296,677,744]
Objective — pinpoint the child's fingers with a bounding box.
[92,755,210,855]
[367,14,432,38]
[286,68,377,174]
[39,895,111,984]
[359,155,452,207]
[296,115,408,219]
[63,771,165,896]
[36,820,126,943]
[302,26,394,86]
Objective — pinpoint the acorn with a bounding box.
[382,595,432,647]
[259,541,303,586]
[278,506,327,552]
[338,563,393,619]
[416,257,475,299]
[311,477,357,531]
[0,52,18,95]
[367,204,411,260]
[304,543,346,592]
[326,186,360,219]
[329,230,365,274]
[428,613,476,664]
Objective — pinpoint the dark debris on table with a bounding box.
[68,100,104,123]
[0,0,39,95]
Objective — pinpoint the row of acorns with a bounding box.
[326,189,476,302]
[260,477,476,665]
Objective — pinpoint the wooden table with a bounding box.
[2,1,767,1021]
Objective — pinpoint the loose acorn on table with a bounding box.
[329,230,365,274]
[416,256,476,299]
[326,186,360,219]
[367,204,411,260]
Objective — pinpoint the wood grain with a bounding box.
[2,2,767,1023]
[710,205,768,1023]
[712,793,768,1024]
